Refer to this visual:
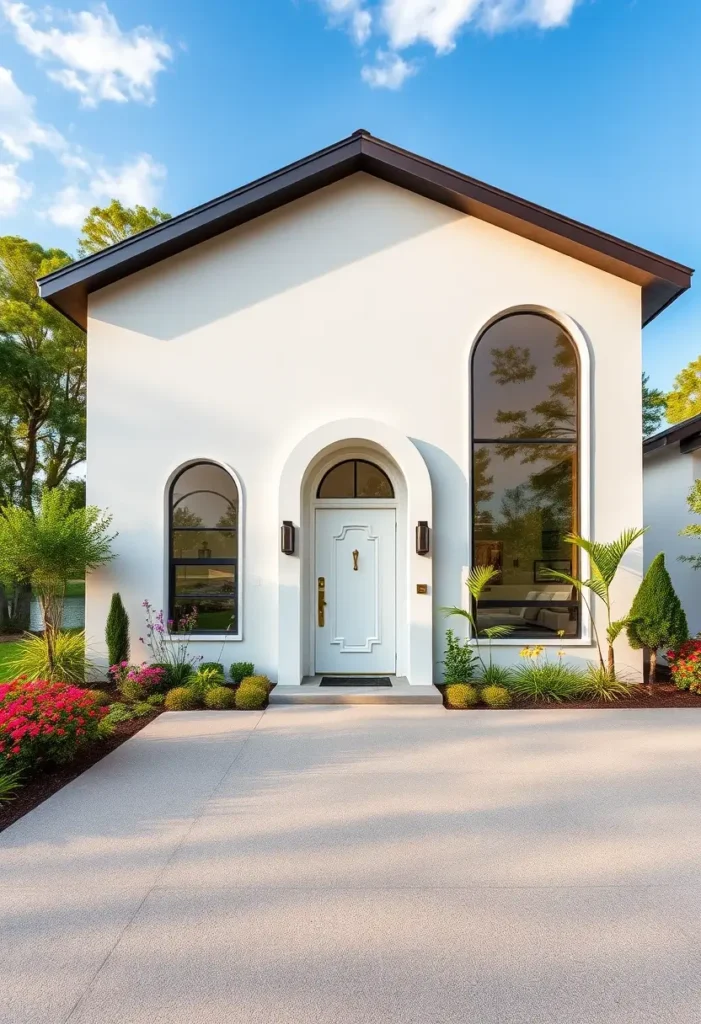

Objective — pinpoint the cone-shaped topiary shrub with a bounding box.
[205,685,238,709]
[235,682,267,710]
[481,684,512,708]
[164,686,199,710]
[230,661,255,684]
[240,674,271,694]
[627,553,688,683]
[444,683,479,708]
[106,593,130,668]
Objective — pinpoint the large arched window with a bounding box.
[471,313,580,638]
[169,462,240,634]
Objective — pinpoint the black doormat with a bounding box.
[320,677,392,687]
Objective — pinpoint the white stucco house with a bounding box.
[644,414,701,636]
[38,130,692,694]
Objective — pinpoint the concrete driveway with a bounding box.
[2,706,701,1023]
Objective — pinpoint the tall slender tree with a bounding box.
[77,200,171,256]
[642,372,666,437]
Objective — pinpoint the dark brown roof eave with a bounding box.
[38,129,694,331]
[644,412,701,454]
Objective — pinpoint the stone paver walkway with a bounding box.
[2,706,701,1023]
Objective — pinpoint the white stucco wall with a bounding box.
[644,447,701,636]
[86,172,644,680]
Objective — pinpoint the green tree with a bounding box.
[0,489,115,673]
[642,372,666,437]
[77,200,171,257]
[679,479,701,569]
[626,553,688,684]
[106,592,130,668]
[544,527,647,677]
[666,356,701,424]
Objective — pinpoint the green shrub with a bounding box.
[510,647,583,702]
[576,666,635,702]
[106,593,130,668]
[442,629,476,684]
[11,629,90,684]
[240,674,271,693]
[164,686,199,711]
[204,685,238,709]
[481,684,512,708]
[146,692,165,707]
[85,688,111,706]
[199,661,224,675]
[444,683,479,708]
[132,701,154,718]
[119,678,146,703]
[104,702,134,723]
[235,682,267,709]
[477,663,513,687]
[0,768,23,804]
[188,667,226,702]
[230,661,255,684]
[627,553,688,683]
[151,662,193,690]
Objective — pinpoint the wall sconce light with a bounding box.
[416,521,430,556]
[281,520,295,555]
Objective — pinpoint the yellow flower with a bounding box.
[557,650,565,658]
[557,629,565,638]
[519,646,532,659]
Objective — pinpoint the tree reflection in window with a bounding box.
[472,314,580,638]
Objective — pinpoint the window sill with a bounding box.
[471,638,592,647]
[165,634,242,643]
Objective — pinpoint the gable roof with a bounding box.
[644,412,701,455]
[38,129,693,331]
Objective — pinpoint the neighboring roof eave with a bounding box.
[38,129,694,331]
[644,412,701,454]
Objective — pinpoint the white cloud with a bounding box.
[0,161,32,215]
[0,65,65,160]
[45,154,166,228]
[317,0,580,86]
[361,50,416,88]
[1,1,173,108]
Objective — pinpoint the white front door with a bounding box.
[315,508,396,674]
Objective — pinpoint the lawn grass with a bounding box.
[65,580,85,599]
[0,641,20,682]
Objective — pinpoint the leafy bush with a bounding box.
[188,667,226,703]
[11,629,90,684]
[442,629,476,684]
[240,674,271,694]
[230,661,255,684]
[102,702,134,723]
[151,662,193,690]
[204,685,237,709]
[510,646,583,703]
[477,663,513,687]
[667,639,701,694]
[481,685,512,708]
[627,554,688,682]
[132,701,154,718]
[0,767,23,803]
[235,683,267,710]
[0,678,108,772]
[146,692,165,707]
[200,662,224,675]
[444,683,479,708]
[110,663,166,704]
[577,666,634,702]
[164,686,199,711]
[85,688,111,705]
[106,593,130,668]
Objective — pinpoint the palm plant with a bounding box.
[442,565,514,675]
[542,527,646,677]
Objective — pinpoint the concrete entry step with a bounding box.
[269,676,443,705]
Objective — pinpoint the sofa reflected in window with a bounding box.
[476,587,579,638]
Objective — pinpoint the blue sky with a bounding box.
[0,0,698,391]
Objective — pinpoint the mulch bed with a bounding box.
[0,710,161,834]
[440,682,701,710]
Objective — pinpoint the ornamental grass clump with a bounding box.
[204,685,237,709]
[235,682,267,710]
[11,629,90,685]
[481,684,512,708]
[164,686,199,711]
[444,683,479,708]
[477,663,513,687]
[510,645,584,703]
[0,678,108,772]
[577,665,635,702]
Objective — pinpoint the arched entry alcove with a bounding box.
[278,419,433,686]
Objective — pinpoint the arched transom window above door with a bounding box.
[471,312,581,639]
[169,461,240,634]
[317,459,395,499]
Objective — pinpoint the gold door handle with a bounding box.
[352,549,359,571]
[318,577,326,627]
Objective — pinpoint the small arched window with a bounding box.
[169,462,239,634]
[471,313,580,638]
[317,459,394,499]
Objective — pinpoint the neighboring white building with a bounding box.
[38,130,692,691]
[644,415,701,636]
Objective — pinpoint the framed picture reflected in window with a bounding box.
[533,559,572,583]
